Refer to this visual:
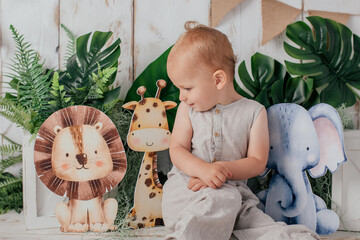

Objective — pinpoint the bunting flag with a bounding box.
[261,0,302,45]
[308,10,350,25]
[211,0,246,27]
[211,0,355,45]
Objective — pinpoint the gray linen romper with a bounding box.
[162,98,320,240]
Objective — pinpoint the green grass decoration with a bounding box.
[106,102,143,232]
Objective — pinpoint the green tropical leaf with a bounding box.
[284,16,360,108]
[124,46,179,131]
[59,31,121,107]
[237,52,312,108]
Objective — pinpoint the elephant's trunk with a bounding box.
[278,170,308,218]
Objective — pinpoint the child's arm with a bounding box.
[215,107,269,180]
[170,102,231,189]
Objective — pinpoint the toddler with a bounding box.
[161,22,320,240]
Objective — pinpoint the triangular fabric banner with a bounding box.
[261,0,302,45]
[308,10,350,25]
[211,0,246,27]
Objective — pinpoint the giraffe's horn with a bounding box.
[155,80,166,98]
[137,86,146,100]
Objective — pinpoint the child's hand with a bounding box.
[197,162,232,189]
[188,177,208,192]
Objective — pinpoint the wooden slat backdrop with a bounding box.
[0,0,360,150]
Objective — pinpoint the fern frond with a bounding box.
[99,99,119,113]
[0,134,21,147]
[0,156,22,173]
[0,97,34,132]
[0,176,22,191]
[87,66,117,100]
[0,143,21,158]
[8,25,53,124]
[49,72,74,111]
[61,24,77,68]
[0,176,22,214]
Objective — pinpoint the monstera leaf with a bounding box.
[59,31,121,107]
[236,52,313,108]
[124,46,179,131]
[284,16,360,108]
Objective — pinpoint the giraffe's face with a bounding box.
[123,98,176,152]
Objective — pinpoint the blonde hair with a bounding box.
[172,21,237,78]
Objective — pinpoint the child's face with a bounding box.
[167,50,219,112]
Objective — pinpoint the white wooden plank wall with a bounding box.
[0,0,360,161]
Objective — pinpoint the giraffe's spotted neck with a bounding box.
[139,152,162,189]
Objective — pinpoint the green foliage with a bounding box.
[236,52,314,109]
[2,26,122,134]
[49,72,73,111]
[5,25,53,130]
[0,142,21,158]
[106,102,143,231]
[59,30,121,108]
[284,16,360,108]
[124,46,179,131]
[0,97,35,133]
[0,134,22,214]
[60,24,77,67]
[0,26,123,214]
[0,173,23,214]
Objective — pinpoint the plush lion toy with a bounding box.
[34,106,127,232]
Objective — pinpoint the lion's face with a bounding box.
[34,106,127,200]
[52,123,113,182]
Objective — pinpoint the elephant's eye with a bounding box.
[270,146,273,150]
[306,147,310,151]
[66,153,69,157]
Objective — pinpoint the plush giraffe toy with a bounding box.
[123,80,177,229]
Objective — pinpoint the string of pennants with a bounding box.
[211,0,355,45]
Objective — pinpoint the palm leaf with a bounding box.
[59,31,121,107]
[284,16,360,108]
[236,52,313,108]
[124,46,179,131]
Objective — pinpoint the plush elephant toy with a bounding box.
[257,103,347,235]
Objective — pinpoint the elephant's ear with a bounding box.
[308,103,347,178]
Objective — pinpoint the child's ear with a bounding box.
[213,69,227,90]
